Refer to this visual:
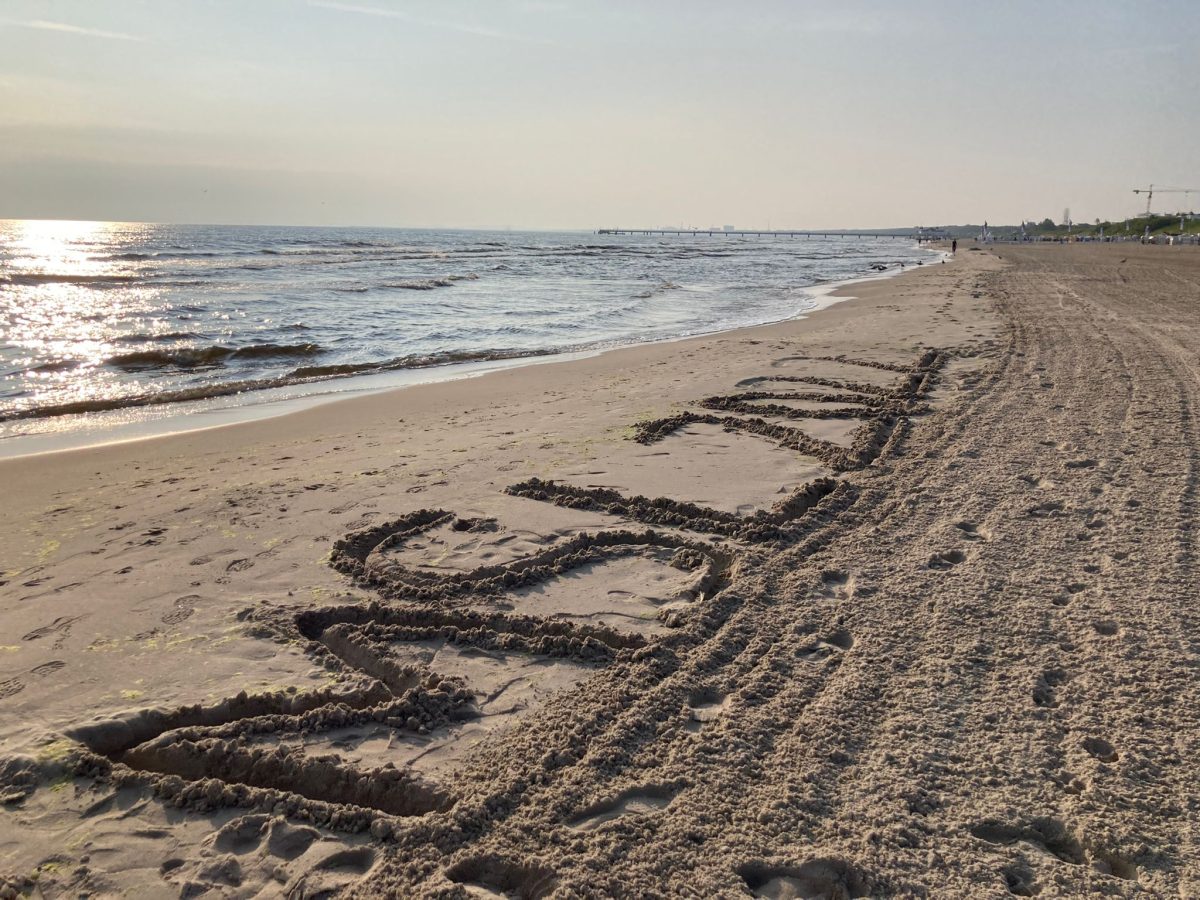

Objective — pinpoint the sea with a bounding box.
[0,220,939,453]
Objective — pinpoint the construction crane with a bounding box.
[1132,185,1200,216]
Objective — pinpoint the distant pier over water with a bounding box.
[597,228,948,241]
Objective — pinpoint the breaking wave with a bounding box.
[333,274,479,293]
[105,343,324,371]
[0,347,552,422]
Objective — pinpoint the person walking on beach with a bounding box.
[952,239,957,254]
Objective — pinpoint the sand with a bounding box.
[2,244,1198,897]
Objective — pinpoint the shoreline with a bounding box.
[0,248,939,461]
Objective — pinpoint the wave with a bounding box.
[1,346,554,422]
[229,250,479,271]
[1,379,296,422]
[2,273,138,287]
[105,342,324,370]
[287,346,543,380]
[633,281,682,300]
[92,251,220,261]
[384,278,456,291]
[113,332,204,344]
[333,274,479,293]
[25,359,82,374]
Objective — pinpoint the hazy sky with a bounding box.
[2,1,1197,229]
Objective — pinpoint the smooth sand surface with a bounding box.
[3,245,1199,897]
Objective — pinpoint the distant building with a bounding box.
[723,225,735,232]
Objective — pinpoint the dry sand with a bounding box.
[2,244,1198,897]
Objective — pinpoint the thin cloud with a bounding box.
[308,0,406,19]
[2,18,144,42]
[308,1,547,44]
[729,8,922,39]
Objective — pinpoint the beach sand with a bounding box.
[2,244,1198,897]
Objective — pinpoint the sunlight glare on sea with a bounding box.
[2,221,148,413]
[9,219,117,275]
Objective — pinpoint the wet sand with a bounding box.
[2,244,1198,897]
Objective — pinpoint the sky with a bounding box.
[1,0,1197,229]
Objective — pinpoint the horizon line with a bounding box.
[0,216,982,232]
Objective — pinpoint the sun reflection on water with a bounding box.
[5,219,117,275]
[2,220,157,411]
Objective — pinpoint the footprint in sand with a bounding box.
[818,569,855,600]
[1081,736,1119,763]
[190,548,239,566]
[970,818,1085,866]
[22,616,83,650]
[161,595,200,625]
[30,660,65,678]
[1027,498,1066,517]
[954,521,991,542]
[1052,582,1087,607]
[445,858,557,899]
[1091,850,1138,881]
[927,549,967,570]
[162,814,368,898]
[266,819,320,860]
[738,860,868,900]
[684,689,731,732]
[567,786,677,832]
[1018,474,1056,491]
[1002,862,1040,897]
[212,814,270,854]
[797,629,853,663]
[284,847,378,897]
[1032,668,1069,708]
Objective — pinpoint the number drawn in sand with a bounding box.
[61,508,732,839]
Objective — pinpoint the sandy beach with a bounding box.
[2,243,1198,897]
